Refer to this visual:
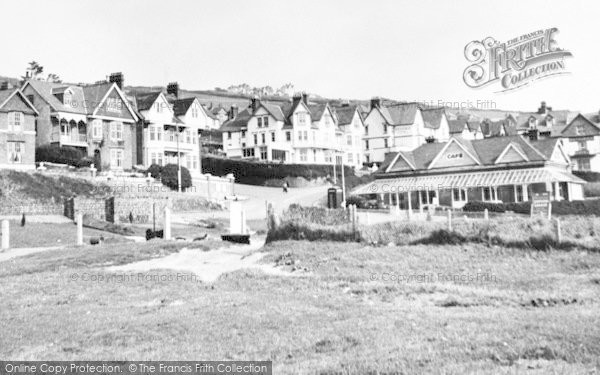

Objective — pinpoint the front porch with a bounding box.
[51,117,88,148]
[352,167,587,214]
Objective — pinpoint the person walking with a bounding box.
[282,181,289,193]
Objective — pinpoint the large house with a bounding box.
[448,119,484,140]
[0,88,38,170]
[352,135,585,210]
[362,99,449,163]
[133,90,201,175]
[559,113,600,172]
[333,104,366,166]
[221,94,364,168]
[22,76,138,170]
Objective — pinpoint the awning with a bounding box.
[352,167,586,195]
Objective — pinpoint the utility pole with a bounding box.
[340,151,346,206]
[176,124,182,193]
[333,153,337,184]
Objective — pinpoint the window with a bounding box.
[241,130,246,138]
[92,120,103,139]
[260,146,268,160]
[298,132,302,141]
[243,148,255,158]
[257,117,263,127]
[303,131,308,141]
[110,149,124,168]
[263,116,269,127]
[578,140,587,150]
[227,132,232,140]
[110,122,123,141]
[63,90,72,105]
[347,153,353,163]
[193,156,198,170]
[191,106,198,118]
[185,130,191,144]
[156,126,162,141]
[298,113,306,125]
[157,152,163,166]
[384,138,388,148]
[483,187,497,201]
[383,124,387,134]
[286,131,291,141]
[346,135,352,146]
[7,141,23,163]
[300,149,307,162]
[325,152,332,163]
[365,126,369,136]
[577,158,591,171]
[253,134,258,145]
[261,133,266,144]
[8,112,23,131]
[271,132,276,142]
[515,185,524,202]
[453,188,467,202]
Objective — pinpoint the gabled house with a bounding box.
[333,104,366,166]
[220,94,363,168]
[0,89,38,170]
[353,135,584,210]
[559,113,600,172]
[133,91,201,175]
[362,99,448,163]
[448,119,483,140]
[22,77,138,170]
[515,101,576,140]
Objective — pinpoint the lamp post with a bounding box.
[340,151,346,206]
[176,124,182,193]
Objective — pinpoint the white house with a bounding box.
[363,99,449,163]
[134,91,201,175]
[333,104,366,166]
[559,113,600,172]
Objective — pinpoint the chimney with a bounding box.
[0,82,8,91]
[229,105,239,120]
[370,97,381,109]
[537,101,547,114]
[250,95,260,112]
[301,92,308,105]
[167,82,179,98]
[292,93,302,107]
[341,100,350,107]
[109,72,124,89]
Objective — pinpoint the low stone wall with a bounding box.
[0,202,63,216]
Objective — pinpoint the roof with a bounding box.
[221,108,251,131]
[378,103,420,126]
[0,89,39,115]
[421,108,445,129]
[380,135,550,173]
[306,103,327,122]
[24,80,88,115]
[135,92,162,111]
[171,97,196,116]
[448,119,468,134]
[334,105,359,126]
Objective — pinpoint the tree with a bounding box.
[46,73,62,83]
[22,61,61,83]
[160,164,192,191]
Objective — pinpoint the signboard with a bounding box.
[530,192,551,219]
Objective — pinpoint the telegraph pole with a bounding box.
[177,124,182,193]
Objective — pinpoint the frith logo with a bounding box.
[463,28,572,92]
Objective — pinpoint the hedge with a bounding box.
[463,200,600,216]
[201,156,354,185]
[36,144,93,168]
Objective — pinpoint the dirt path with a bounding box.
[106,237,294,282]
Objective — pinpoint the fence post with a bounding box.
[555,218,562,244]
[1,220,9,250]
[484,208,489,220]
[350,204,356,240]
[447,209,452,231]
[164,207,172,240]
[76,213,83,246]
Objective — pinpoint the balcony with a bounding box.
[51,132,88,147]
[571,148,596,158]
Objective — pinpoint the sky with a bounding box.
[2,0,599,113]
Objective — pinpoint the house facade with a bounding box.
[352,136,585,210]
[22,79,138,170]
[221,94,364,168]
[559,113,600,172]
[134,91,201,175]
[0,89,38,170]
[363,99,449,163]
[333,104,366,166]
[448,119,484,140]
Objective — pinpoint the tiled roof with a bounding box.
[466,120,481,132]
[25,80,88,115]
[171,97,196,116]
[378,103,420,126]
[81,82,113,115]
[221,108,251,131]
[334,105,358,126]
[307,103,327,122]
[382,135,550,173]
[421,108,445,129]
[261,102,285,122]
[135,92,162,111]
[448,119,468,134]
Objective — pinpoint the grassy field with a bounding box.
[4,222,131,248]
[1,239,599,373]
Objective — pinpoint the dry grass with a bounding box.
[1,239,599,373]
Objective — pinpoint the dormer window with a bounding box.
[63,90,72,105]
[298,113,306,125]
[528,117,536,129]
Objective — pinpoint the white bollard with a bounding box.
[1,220,9,250]
[76,213,83,246]
[240,209,247,234]
[230,201,243,234]
[484,208,489,220]
[164,207,172,240]
[447,210,452,231]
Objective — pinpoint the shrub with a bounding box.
[283,204,350,226]
[201,156,355,185]
[346,195,367,208]
[147,164,163,179]
[36,144,93,168]
[463,200,600,216]
[160,164,192,190]
[266,222,358,243]
[584,182,600,198]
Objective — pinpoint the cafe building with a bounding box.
[352,136,586,211]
